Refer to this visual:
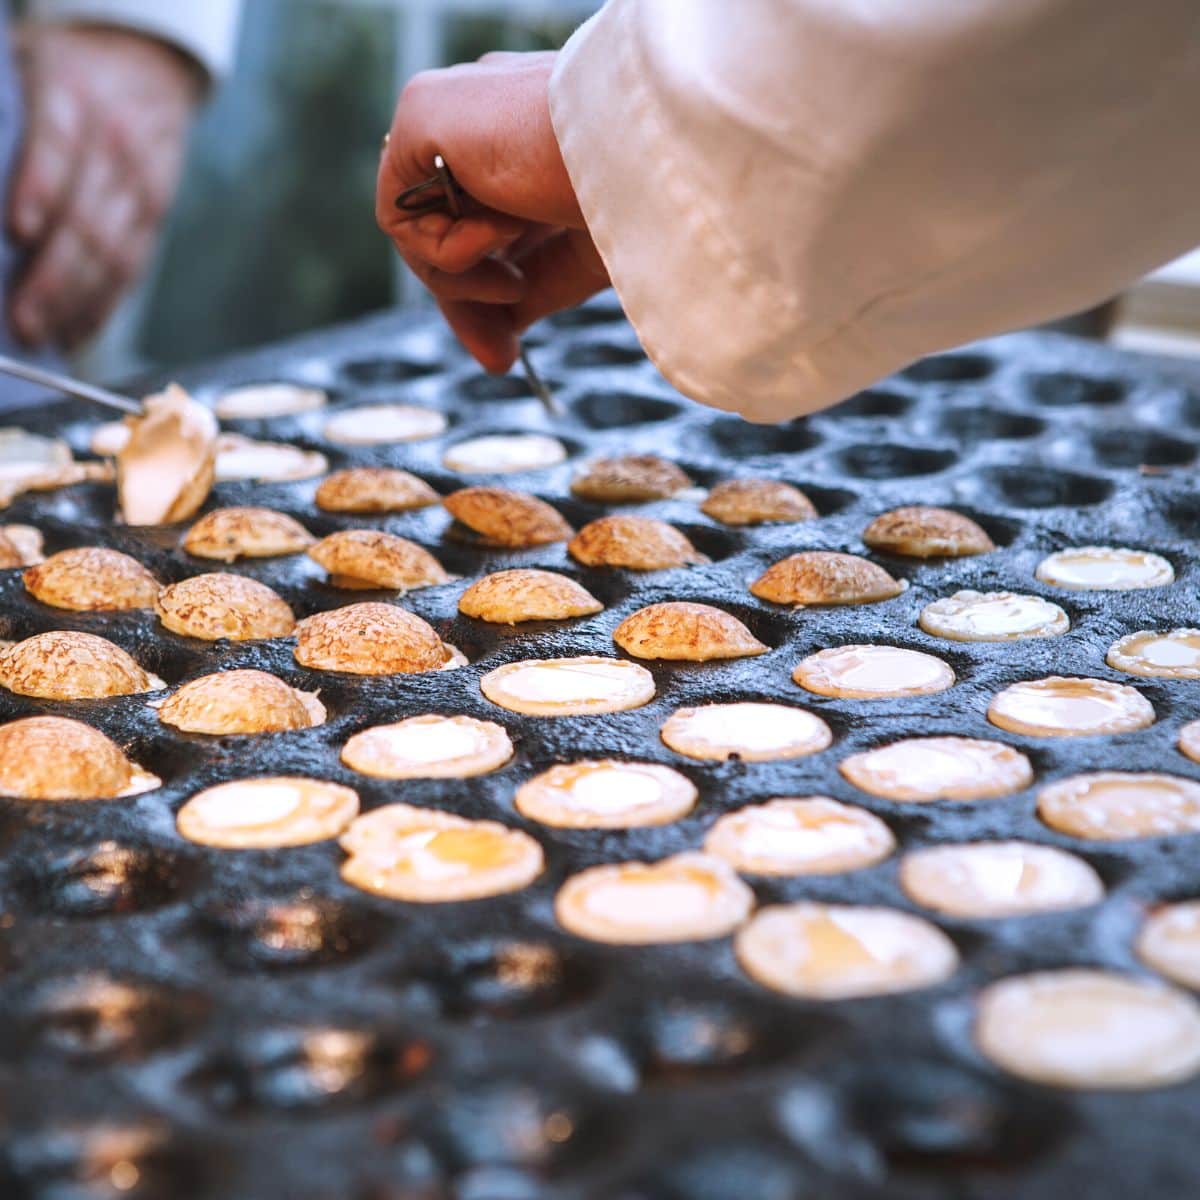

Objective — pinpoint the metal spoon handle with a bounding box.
[0,353,143,416]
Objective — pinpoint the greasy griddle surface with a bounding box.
[0,301,1198,1198]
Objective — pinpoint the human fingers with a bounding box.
[403,252,526,305]
[437,297,520,374]
[508,229,610,332]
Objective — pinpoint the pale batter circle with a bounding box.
[341,715,513,779]
[177,777,359,849]
[480,656,655,717]
[839,736,1033,802]
[1037,772,1200,840]
[898,840,1103,918]
[792,644,954,698]
[515,761,697,828]
[1107,629,1200,679]
[918,590,1068,642]
[976,969,1200,1089]
[704,797,895,876]
[323,403,446,444]
[555,852,753,944]
[987,676,1154,738]
[444,434,567,474]
[661,702,832,762]
[1034,546,1174,591]
[1137,901,1200,991]
[735,902,958,999]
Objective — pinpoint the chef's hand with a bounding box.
[6,23,203,349]
[377,51,609,373]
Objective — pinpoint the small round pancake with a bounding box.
[1137,901,1200,991]
[342,715,513,779]
[840,737,1033,803]
[0,524,43,566]
[214,382,327,420]
[458,569,602,624]
[976,970,1200,1090]
[443,434,567,474]
[555,852,753,944]
[918,590,1068,642]
[613,602,767,662]
[307,530,449,591]
[323,403,446,445]
[661,702,832,762]
[570,455,692,503]
[480,656,654,717]
[0,715,159,800]
[90,419,129,458]
[568,515,706,570]
[750,551,905,607]
[156,573,295,641]
[315,467,440,514]
[899,841,1103,918]
[701,478,816,526]
[1034,546,1174,591]
[735,903,958,1000]
[1107,629,1200,679]
[1181,721,1200,764]
[294,602,461,675]
[1037,772,1200,840]
[156,669,324,734]
[339,804,543,902]
[182,507,315,563]
[862,506,994,558]
[704,797,895,876]
[987,676,1154,738]
[1,631,164,700]
[214,434,328,482]
[178,777,359,848]
[24,547,160,611]
[792,644,954,699]
[515,761,697,829]
[444,487,573,547]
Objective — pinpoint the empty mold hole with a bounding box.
[198,896,381,970]
[563,342,647,369]
[630,1146,816,1200]
[459,373,562,403]
[1089,428,1195,468]
[980,465,1114,508]
[706,416,821,457]
[901,353,995,384]
[834,388,914,420]
[1026,371,1126,407]
[572,391,684,429]
[398,941,598,1021]
[186,1027,432,1114]
[340,358,438,386]
[940,408,1046,442]
[838,443,957,479]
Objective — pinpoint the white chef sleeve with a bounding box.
[549,0,1200,421]
[29,0,242,80]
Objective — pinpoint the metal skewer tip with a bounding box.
[520,342,560,416]
[0,354,142,416]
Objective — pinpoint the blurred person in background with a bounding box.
[0,1,240,404]
[378,0,1200,422]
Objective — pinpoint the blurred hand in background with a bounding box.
[6,23,203,351]
[377,51,609,374]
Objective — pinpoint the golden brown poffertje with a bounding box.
[307,529,449,591]
[0,715,159,799]
[569,454,693,503]
[862,506,995,558]
[24,547,161,611]
[294,602,462,675]
[458,569,602,624]
[613,601,767,661]
[750,551,904,606]
[700,479,817,526]
[0,524,43,567]
[0,631,163,699]
[443,486,573,548]
[156,573,296,641]
[568,515,706,570]
[315,467,440,514]
[155,669,325,734]
[183,507,315,563]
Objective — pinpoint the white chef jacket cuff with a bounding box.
[28,0,240,80]
[549,1,878,422]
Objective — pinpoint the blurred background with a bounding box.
[80,0,1200,380]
